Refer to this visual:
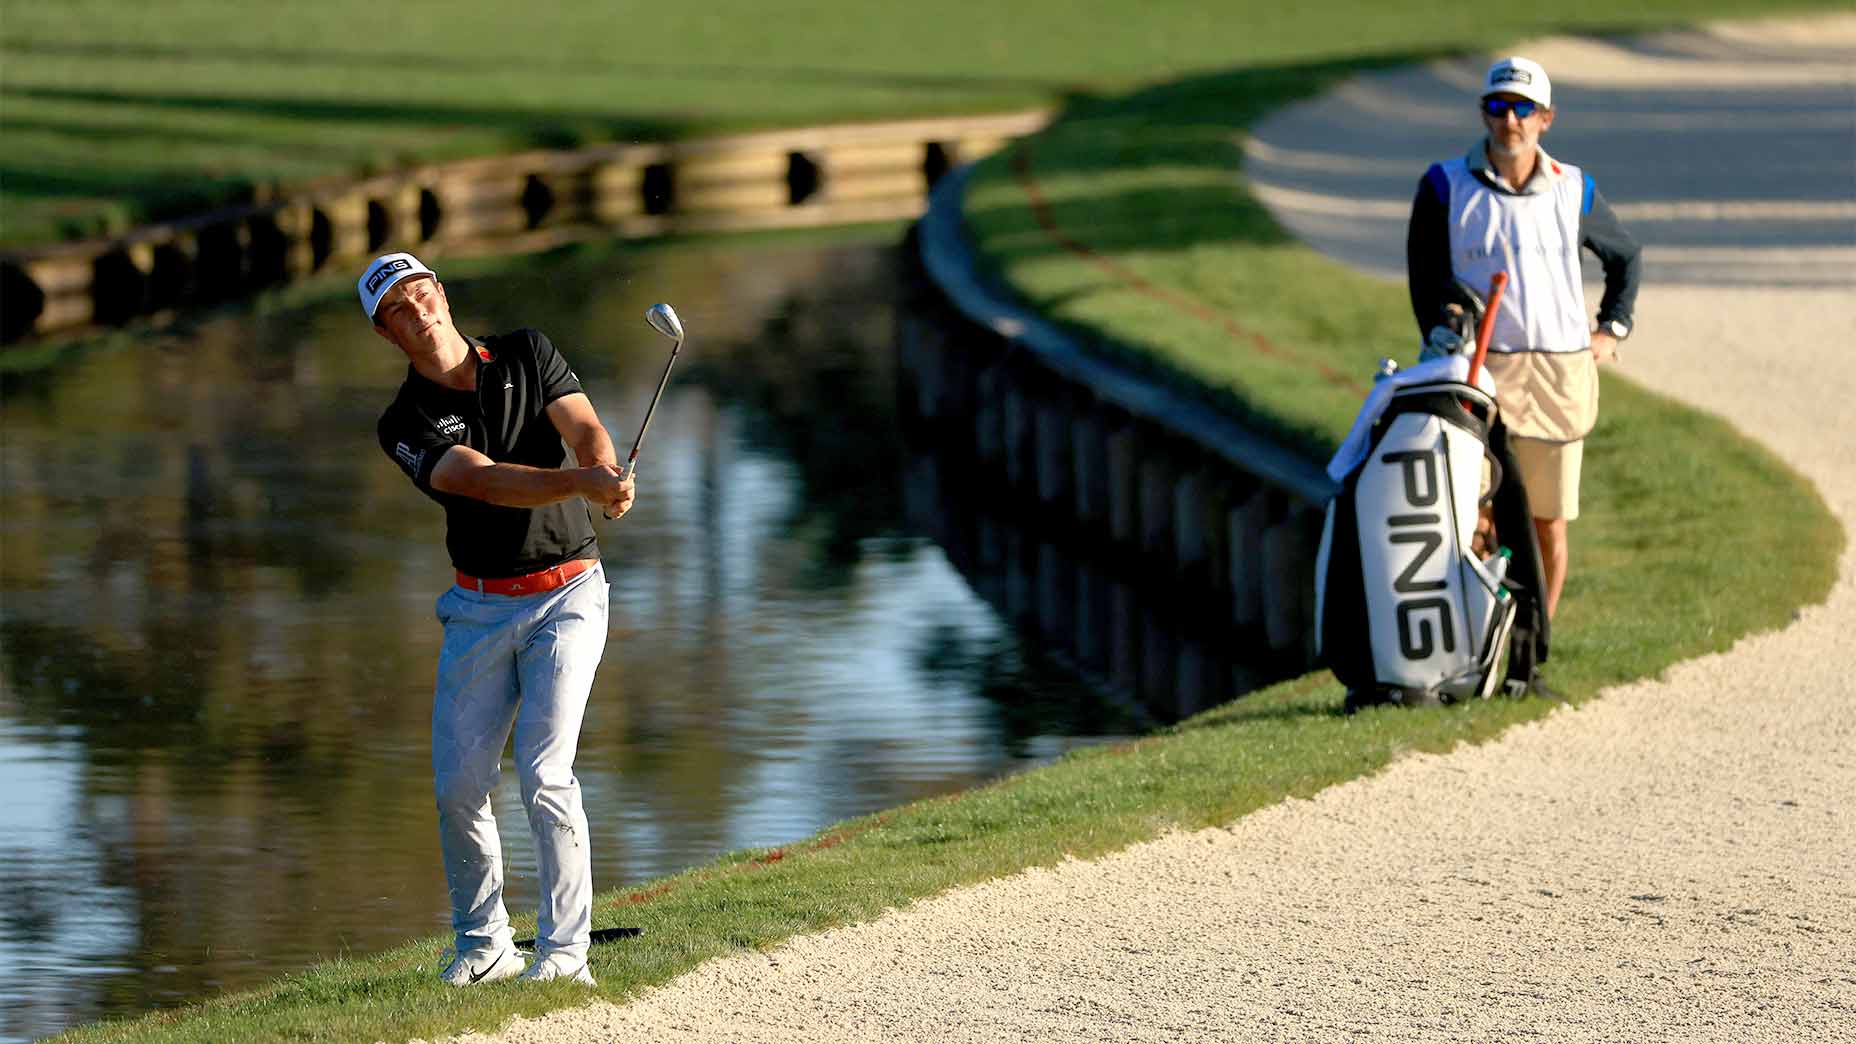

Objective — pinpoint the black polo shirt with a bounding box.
[377,328,599,579]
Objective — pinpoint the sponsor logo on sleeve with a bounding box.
[434,414,467,437]
[394,442,426,476]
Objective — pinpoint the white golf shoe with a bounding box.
[518,951,596,985]
[439,944,525,987]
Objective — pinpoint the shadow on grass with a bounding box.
[1,164,257,225]
[0,84,685,154]
[1170,674,1346,732]
[959,49,1437,266]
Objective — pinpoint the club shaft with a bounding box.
[625,337,683,475]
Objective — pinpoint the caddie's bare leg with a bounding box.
[1533,516,1568,620]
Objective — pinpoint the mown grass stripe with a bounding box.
[1009,142,1365,393]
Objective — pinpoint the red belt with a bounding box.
[455,557,593,596]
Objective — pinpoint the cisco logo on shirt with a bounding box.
[434,414,467,437]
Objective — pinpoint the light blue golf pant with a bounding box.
[431,562,606,962]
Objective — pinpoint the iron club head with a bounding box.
[618,302,688,487]
[646,303,683,343]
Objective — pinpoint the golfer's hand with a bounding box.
[579,464,632,519]
[1591,332,1621,365]
[602,470,636,521]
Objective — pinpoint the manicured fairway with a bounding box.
[0,0,1823,244]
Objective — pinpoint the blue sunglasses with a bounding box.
[1482,97,1540,119]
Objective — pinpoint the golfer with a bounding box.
[1406,56,1641,621]
[364,252,632,986]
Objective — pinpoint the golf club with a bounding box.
[624,302,686,481]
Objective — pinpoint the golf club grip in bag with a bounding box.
[1315,374,1547,706]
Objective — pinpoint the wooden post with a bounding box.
[1034,396,1071,508]
[1110,578,1140,696]
[1140,603,1175,711]
[1263,505,1320,657]
[1138,448,1176,565]
[1001,373,1032,492]
[1070,405,1109,529]
[1107,424,1141,549]
[1036,541,1070,650]
[1074,561,1109,674]
[974,364,1005,469]
[315,191,371,261]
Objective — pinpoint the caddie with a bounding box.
[1406,56,1642,621]
[363,252,633,986]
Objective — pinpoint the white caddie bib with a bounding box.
[1440,153,1590,355]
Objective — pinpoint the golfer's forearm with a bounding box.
[438,462,602,508]
[569,426,618,469]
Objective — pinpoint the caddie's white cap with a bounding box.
[358,252,436,320]
[1482,56,1551,108]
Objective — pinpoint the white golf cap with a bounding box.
[358,252,436,320]
[1482,56,1551,108]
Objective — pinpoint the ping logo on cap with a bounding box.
[366,258,413,294]
[359,252,435,318]
[1482,56,1550,107]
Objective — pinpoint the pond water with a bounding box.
[0,233,1188,1040]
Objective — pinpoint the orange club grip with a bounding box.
[1467,271,1507,388]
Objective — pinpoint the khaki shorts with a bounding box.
[1509,436,1584,521]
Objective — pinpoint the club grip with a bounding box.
[1467,271,1508,388]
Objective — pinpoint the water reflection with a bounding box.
[898,433,1274,729]
[0,235,1136,1040]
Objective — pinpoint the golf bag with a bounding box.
[1314,356,1549,709]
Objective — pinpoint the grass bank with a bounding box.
[50,5,1845,1043]
[0,0,1825,246]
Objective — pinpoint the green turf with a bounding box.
[0,0,1828,245]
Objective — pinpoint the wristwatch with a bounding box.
[1600,317,1631,340]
